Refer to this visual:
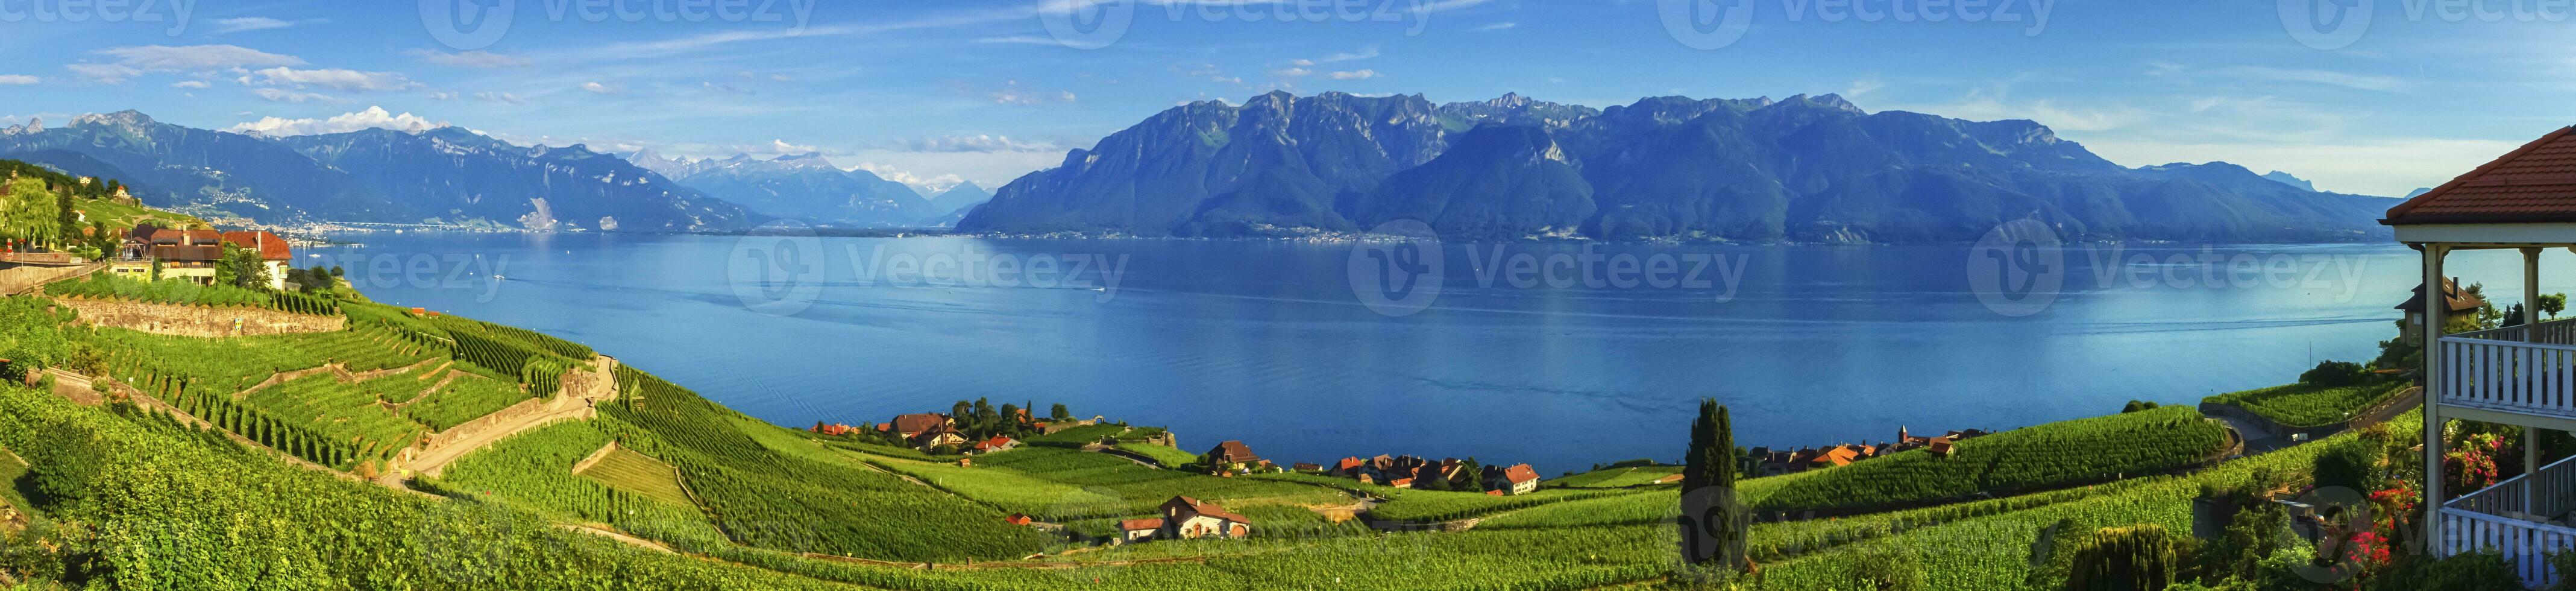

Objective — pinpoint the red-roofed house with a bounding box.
[890,413,952,438]
[1005,513,1035,526]
[813,423,858,437]
[1208,440,1261,464]
[219,230,294,290]
[1158,496,1252,540]
[1118,518,1164,543]
[973,436,1019,454]
[2381,126,2576,584]
[1483,464,1542,495]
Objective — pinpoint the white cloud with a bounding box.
[244,67,421,92]
[405,49,533,68]
[1471,22,1518,31]
[771,139,818,154]
[170,80,209,89]
[990,80,1075,105]
[225,106,445,136]
[2087,137,2519,197]
[0,75,37,85]
[210,17,327,34]
[702,81,756,95]
[900,134,1059,153]
[1844,78,1885,99]
[972,36,1062,45]
[2217,66,2410,93]
[1272,67,1312,77]
[427,90,459,101]
[251,87,334,103]
[1883,87,2149,133]
[476,91,527,104]
[73,45,304,82]
[853,162,967,190]
[1313,47,1380,64]
[580,81,620,94]
[1328,69,1380,80]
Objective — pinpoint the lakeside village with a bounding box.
[807,401,1990,543]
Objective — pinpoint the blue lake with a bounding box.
[308,233,2565,475]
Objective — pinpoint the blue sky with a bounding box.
[0,0,2564,195]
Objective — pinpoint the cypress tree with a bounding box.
[1682,399,1747,569]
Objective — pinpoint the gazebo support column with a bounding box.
[2424,243,2447,549]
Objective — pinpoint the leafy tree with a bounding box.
[1450,457,1483,491]
[213,244,271,290]
[1050,403,1070,422]
[1,177,60,247]
[2299,360,2369,387]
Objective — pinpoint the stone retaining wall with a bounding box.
[58,297,345,337]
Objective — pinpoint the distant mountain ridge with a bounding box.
[621,151,941,228]
[0,111,752,231]
[959,91,2399,242]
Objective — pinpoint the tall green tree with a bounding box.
[1681,399,1745,569]
[1,177,60,248]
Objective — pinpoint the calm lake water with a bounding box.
[307,233,2569,474]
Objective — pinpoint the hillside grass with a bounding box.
[1752,411,2404,589]
[576,445,695,507]
[1740,405,2231,513]
[1550,464,1683,488]
[855,446,1348,522]
[1112,441,1197,468]
[2203,381,2407,428]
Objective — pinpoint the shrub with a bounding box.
[2300,361,2370,387]
[1852,548,1924,591]
[2121,400,2160,413]
[2065,523,2184,591]
[2364,551,2522,591]
[2311,438,2380,493]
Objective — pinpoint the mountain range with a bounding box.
[958,91,2399,242]
[0,98,2396,242]
[0,111,750,232]
[622,151,984,228]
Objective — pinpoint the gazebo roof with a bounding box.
[2384,126,2576,225]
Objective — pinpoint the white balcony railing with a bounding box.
[2442,455,2576,588]
[2439,318,2576,419]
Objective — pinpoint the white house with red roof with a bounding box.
[1156,496,1251,540]
[2381,125,2576,588]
